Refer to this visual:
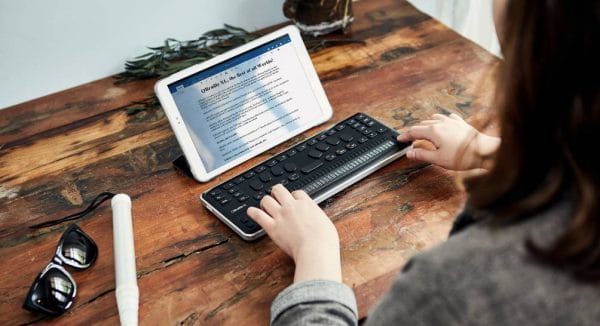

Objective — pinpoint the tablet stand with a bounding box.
[172,155,195,180]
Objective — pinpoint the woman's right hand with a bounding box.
[397,113,500,171]
[247,184,342,284]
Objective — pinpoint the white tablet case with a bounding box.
[155,25,332,182]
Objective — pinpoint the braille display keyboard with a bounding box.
[200,112,411,240]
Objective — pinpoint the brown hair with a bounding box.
[465,1,600,280]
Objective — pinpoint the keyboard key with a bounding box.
[358,126,367,131]
[284,163,297,172]
[287,149,297,156]
[228,187,239,194]
[249,181,263,191]
[326,137,340,146]
[288,173,300,181]
[368,132,378,138]
[346,143,357,150]
[356,113,366,119]
[367,121,375,127]
[301,161,323,174]
[219,198,229,205]
[232,192,242,198]
[340,134,354,142]
[308,150,323,159]
[377,127,386,133]
[238,195,249,202]
[280,179,289,186]
[346,119,356,125]
[277,154,288,162]
[362,129,372,135]
[335,148,347,155]
[317,134,327,140]
[244,171,255,179]
[352,122,361,129]
[222,182,235,190]
[259,172,272,183]
[254,166,266,173]
[308,139,318,146]
[267,160,278,167]
[316,143,330,152]
[359,136,368,143]
[209,190,222,197]
[326,129,336,136]
[253,192,264,201]
[335,124,346,131]
[234,176,245,184]
[271,166,284,176]
[296,144,307,151]
[325,154,336,161]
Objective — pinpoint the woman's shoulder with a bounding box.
[390,200,600,324]
[435,199,572,265]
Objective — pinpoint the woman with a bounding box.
[247,0,600,324]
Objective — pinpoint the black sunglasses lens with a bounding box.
[25,267,75,315]
[60,226,98,268]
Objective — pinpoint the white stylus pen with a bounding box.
[111,194,139,326]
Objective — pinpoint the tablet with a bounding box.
[155,25,333,182]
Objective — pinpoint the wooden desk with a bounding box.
[0,0,498,324]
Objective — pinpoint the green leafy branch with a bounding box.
[115,24,261,84]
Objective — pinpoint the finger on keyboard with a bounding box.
[271,184,294,204]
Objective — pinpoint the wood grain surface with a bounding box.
[0,0,498,324]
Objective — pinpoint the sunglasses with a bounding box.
[23,224,98,316]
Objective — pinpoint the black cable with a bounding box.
[30,192,116,229]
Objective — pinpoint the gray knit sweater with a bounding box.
[270,201,600,325]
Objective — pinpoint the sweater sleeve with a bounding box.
[270,279,358,325]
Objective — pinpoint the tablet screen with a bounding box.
[168,34,323,173]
